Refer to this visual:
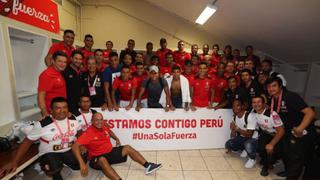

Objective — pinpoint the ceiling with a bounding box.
[145,0,320,63]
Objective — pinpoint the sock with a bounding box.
[143,161,150,168]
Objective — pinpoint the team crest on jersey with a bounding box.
[235,94,239,99]
[128,83,132,88]
[264,119,268,123]
[250,88,254,92]
[71,123,74,127]
[69,75,73,78]
[50,128,55,132]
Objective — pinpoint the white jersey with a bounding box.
[255,108,283,134]
[27,116,79,156]
[234,111,257,138]
[73,109,97,131]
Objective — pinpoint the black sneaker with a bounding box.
[276,171,287,177]
[145,163,162,175]
[260,166,269,176]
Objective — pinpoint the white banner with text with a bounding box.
[96,108,233,151]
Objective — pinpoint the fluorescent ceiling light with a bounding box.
[195,4,217,25]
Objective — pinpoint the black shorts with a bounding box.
[39,150,86,175]
[89,146,128,170]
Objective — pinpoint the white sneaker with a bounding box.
[240,150,248,158]
[245,158,256,169]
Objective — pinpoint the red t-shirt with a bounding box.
[112,77,138,101]
[76,125,113,159]
[156,48,172,66]
[38,66,66,112]
[98,63,109,73]
[208,67,217,77]
[211,53,221,68]
[130,65,136,73]
[183,73,195,84]
[103,50,111,58]
[79,47,94,64]
[160,66,171,76]
[190,77,212,107]
[199,54,208,61]
[48,42,75,63]
[211,76,227,103]
[173,51,191,69]
[133,73,148,99]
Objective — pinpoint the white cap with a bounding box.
[149,65,159,73]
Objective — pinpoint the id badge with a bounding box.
[89,86,96,96]
[61,137,69,149]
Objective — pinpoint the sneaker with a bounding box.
[240,150,248,158]
[145,163,162,175]
[245,158,256,169]
[260,166,269,176]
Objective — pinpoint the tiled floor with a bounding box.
[22,149,285,180]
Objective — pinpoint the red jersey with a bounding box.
[199,54,209,61]
[103,50,111,58]
[38,66,66,112]
[112,77,137,101]
[183,73,195,84]
[173,51,191,69]
[211,53,221,68]
[133,73,148,99]
[208,67,217,77]
[190,77,212,107]
[156,48,172,66]
[76,125,113,159]
[130,65,136,73]
[48,41,75,63]
[211,76,227,103]
[79,47,94,64]
[98,63,108,73]
[160,66,171,76]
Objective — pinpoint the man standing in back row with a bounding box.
[45,30,75,66]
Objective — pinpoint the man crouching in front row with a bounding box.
[72,112,162,180]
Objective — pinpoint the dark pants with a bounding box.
[226,136,249,151]
[39,150,86,180]
[171,96,182,108]
[258,132,283,168]
[244,138,258,159]
[283,130,316,178]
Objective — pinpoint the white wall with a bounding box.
[80,0,225,51]
[0,23,17,126]
[9,28,48,93]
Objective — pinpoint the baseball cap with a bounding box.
[149,65,159,73]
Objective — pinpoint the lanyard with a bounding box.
[88,74,98,87]
[53,118,70,138]
[80,111,91,126]
[271,90,283,114]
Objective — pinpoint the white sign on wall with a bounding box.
[97,108,233,151]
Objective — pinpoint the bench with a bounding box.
[0,140,39,180]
